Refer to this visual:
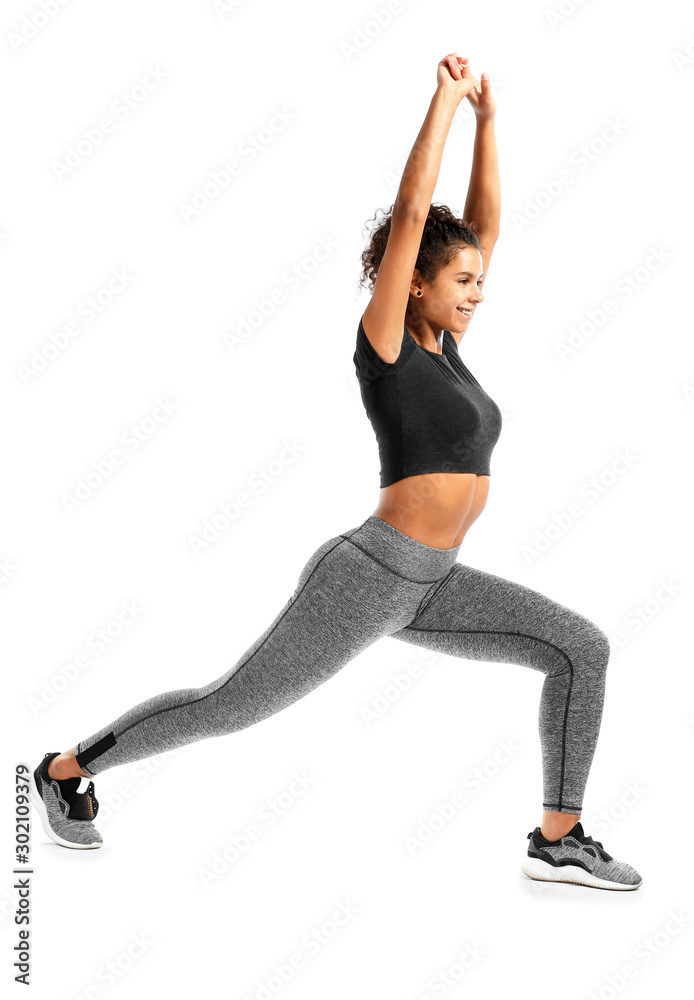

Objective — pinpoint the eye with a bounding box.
[458,278,468,284]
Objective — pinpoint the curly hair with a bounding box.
[358,202,483,294]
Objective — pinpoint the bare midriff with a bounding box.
[372,472,490,549]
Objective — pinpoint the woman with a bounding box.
[30,53,641,891]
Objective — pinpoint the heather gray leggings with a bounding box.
[75,515,610,814]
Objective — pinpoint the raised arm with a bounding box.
[361,54,475,364]
[462,66,500,288]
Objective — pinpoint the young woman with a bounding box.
[30,53,641,891]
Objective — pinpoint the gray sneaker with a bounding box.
[521,821,642,890]
[30,752,103,850]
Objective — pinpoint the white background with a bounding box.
[2,0,693,997]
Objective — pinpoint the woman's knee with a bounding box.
[575,619,611,677]
[593,624,611,665]
[548,618,610,679]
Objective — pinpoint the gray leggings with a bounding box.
[75,515,610,814]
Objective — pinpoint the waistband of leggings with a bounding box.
[340,515,462,583]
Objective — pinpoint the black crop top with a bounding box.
[353,316,502,488]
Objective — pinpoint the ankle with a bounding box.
[47,750,90,781]
[540,811,580,842]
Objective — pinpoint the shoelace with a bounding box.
[85,782,99,818]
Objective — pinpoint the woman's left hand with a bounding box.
[455,57,496,121]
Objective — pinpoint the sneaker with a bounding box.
[30,752,103,850]
[521,820,642,890]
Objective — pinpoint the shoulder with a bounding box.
[354,315,415,380]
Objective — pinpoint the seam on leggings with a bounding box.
[95,532,354,750]
[413,566,457,618]
[402,624,575,811]
[341,537,450,585]
[412,585,436,622]
[543,802,582,811]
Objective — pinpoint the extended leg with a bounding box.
[389,562,611,817]
[71,532,417,776]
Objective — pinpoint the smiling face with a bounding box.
[417,245,485,333]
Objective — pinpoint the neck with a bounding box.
[405,316,445,354]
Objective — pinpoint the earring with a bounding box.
[417,290,422,296]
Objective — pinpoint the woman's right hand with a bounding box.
[436,53,476,103]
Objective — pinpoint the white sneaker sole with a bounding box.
[521,856,641,890]
[29,773,102,850]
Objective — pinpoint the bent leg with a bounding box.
[74,531,421,776]
[389,563,611,814]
